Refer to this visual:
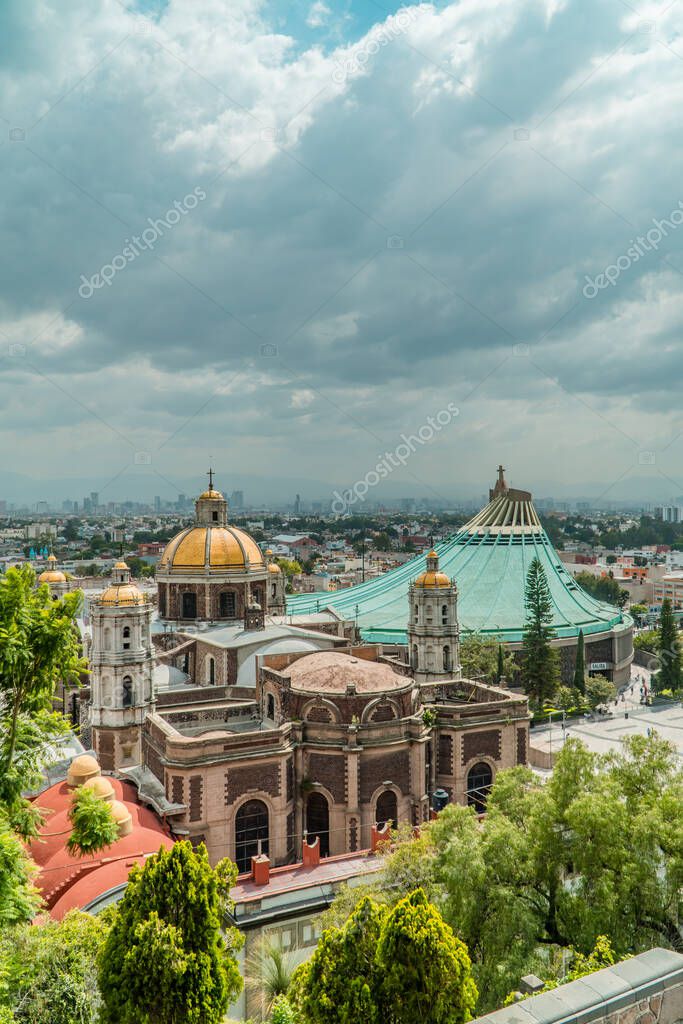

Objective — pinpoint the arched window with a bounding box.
[220,592,236,618]
[306,793,330,858]
[411,644,418,669]
[182,652,189,674]
[467,761,493,814]
[122,675,133,708]
[443,645,450,671]
[271,583,277,599]
[441,604,448,625]
[267,694,275,720]
[122,625,131,650]
[414,604,419,621]
[158,590,166,617]
[235,800,269,873]
[104,628,112,652]
[208,657,215,685]
[376,790,398,830]
[182,592,197,619]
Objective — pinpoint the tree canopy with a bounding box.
[291,889,477,1024]
[99,842,243,1024]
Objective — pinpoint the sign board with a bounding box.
[590,662,609,671]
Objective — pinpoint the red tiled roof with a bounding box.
[29,777,174,919]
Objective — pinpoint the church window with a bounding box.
[414,603,419,621]
[235,800,269,873]
[443,645,450,671]
[267,694,275,720]
[208,657,215,685]
[441,604,448,625]
[182,592,197,619]
[271,583,277,599]
[220,592,236,618]
[104,628,112,652]
[122,625,131,650]
[306,793,330,858]
[212,510,218,522]
[122,676,133,708]
[411,644,418,669]
[467,761,493,814]
[376,790,398,830]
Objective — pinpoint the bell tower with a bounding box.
[407,550,461,685]
[89,562,155,771]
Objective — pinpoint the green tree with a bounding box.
[554,686,576,713]
[0,809,40,927]
[426,735,683,1010]
[377,888,478,1024]
[460,635,515,685]
[585,674,617,709]
[496,644,505,684]
[291,896,385,1024]
[270,997,298,1024]
[521,558,560,703]
[66,787,119,857]
[573,629,585,693]
[0,567,84,790]
[99,842,243,1024]
[1,910,109,1024]
[656,598,682,694]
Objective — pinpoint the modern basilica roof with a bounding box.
[287,468,632,645]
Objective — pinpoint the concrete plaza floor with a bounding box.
[530,700,683,761]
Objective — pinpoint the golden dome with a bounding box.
[98,583,146,607]
[268,563,282,574]
[426,549,438,559]
[114,560,129,570]
[39,569,67,584]
[82,776,115,801]
[158,525,265,576]
[199,488,224,500]
[47,554,57,564]
[265,548,273,556]
[67,754,100,787]
[414,570,451,589]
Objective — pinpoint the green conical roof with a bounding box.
[287,472,632,644]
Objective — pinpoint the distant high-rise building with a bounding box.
[655,505,683,523]
[90,491,99,508]
[83,497,92,513]
[36,501,48,514]
[230,490,244,510]
[294,493,301,514]
[154,495,161,512]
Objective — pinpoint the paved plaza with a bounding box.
[530,667,683,762]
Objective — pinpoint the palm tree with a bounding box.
[243,935,298,1020]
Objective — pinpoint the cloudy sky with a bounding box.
[2,0,683,506]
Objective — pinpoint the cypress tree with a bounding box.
[99,842,242,1024]
[521,557,560,704]
[496,644,504,684]
[573,629,585,694]
[656,598,681,694]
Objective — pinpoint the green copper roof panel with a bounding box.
[287,483,632,645]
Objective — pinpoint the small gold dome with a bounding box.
[98,583,146,607]
[39,569,67,584]
[114,560,129,570]
[265,548,273,556]
[426,549,438,559]
[82,776,115,801]
[67,754,100,787]
[414,570,451,589]
[199,488,224,500]
[47,554,57,564]
[110,800,133,837]
[268,563,282,574]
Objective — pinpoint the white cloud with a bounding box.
[306,2,331,29]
